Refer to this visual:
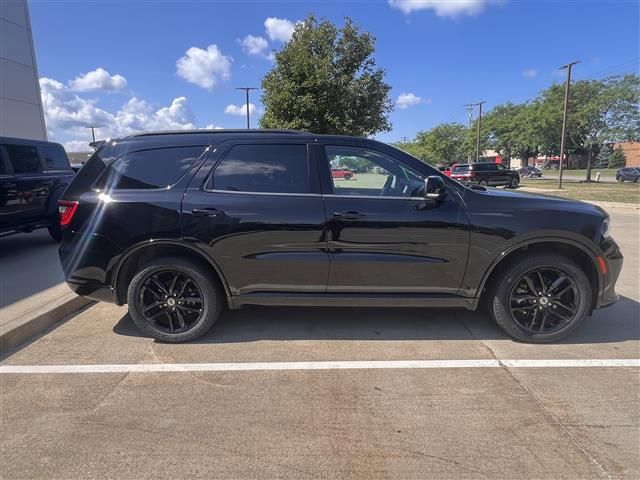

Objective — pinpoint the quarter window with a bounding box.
[94,146,206,190]
[325,145,425,198]
[210,144,310,194]
[4,145,41,174]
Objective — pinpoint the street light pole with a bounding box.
[558,61,580,189]
[87,126,96,143]
[464,103,474,162]
[475,101,486,163]
[235,87,258,129]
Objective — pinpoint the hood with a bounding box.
[462,186,608,218]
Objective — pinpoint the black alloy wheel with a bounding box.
[139,270,204,334]
[127,257,224,342]
[509,267,579,334]
[489,253,591,342]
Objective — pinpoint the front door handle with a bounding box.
[191,208,219,217]
[332,211,365,220]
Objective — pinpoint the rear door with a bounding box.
[1,143,51,226]
[182,140,329,296]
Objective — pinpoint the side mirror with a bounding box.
[424,175,446,200]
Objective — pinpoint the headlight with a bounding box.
[601,217,611,238]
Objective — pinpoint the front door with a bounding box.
[182,141,329,296]
[319,143,469,295]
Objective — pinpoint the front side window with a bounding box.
[94,146,206,190]
[325,145,425,198]
[210,144,310,194]
[4,145,41,174]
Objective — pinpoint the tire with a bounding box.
[479,180,488,187]
[47,214,62,242]
[616,176,624,182]
[127,257,224,342]
[509,177,520,189]
[487,253,592,343]
[344,173,353,180]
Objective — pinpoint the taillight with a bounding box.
[58,200,79,228]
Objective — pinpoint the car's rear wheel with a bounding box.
[616,175,624,182]
[47,212,62,242]
[127,257,224,342]
[488,254,591,343]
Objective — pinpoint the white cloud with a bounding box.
[265,17,296,42]
[40,77,198,145]
[395,92,426,109]
[203,124,224,130]
[388,0,491,17]
[224,103,257,116]
[240,34,270,57]
[63,140,93,152]
[176,44,232,90]
[68,67,128,92]
[522,69,537,78]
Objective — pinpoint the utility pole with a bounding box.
[474,101,486,163]
[235,87,258,129]
[400,136,409,144]
[558,61,580,189]
[463,104,474,162]
[86,126,96,143]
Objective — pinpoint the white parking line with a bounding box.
[1,359,638,374]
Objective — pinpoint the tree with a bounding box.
[260,15,392,136]
[482,102,539,166]
[608,146,627,168]
[396,123,468,165]
[537,74,640,180]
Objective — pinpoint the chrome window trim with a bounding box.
[203,188,322,198]
[323,194,425,201]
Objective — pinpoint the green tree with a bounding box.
[482,102,539,166]
[260,15,392,136]
[396,123,468,165]
[536,74,640,180]
[608,146,627,168]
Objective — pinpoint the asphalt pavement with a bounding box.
[1,209,638,479]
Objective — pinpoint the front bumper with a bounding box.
[597,236,623,308]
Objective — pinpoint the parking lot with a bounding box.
[1,208,639,479]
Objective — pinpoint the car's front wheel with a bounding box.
[127,257,224,342]
[488,254,591,343]
[509,177,520,189]
[616,176,624,182]
[479,180,488,187]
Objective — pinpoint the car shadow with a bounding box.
[113,295,640,345]
[0,230,63,308]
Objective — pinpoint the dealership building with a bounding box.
[0,0,47,140]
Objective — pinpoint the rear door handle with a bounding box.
[191,208,219,217]
[332,211,365,220]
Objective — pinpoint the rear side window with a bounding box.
[210,144,309,194]
[39,144,70,170]
[4,144,41,174]
[94,146,206,190]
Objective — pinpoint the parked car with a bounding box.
[451,162,520,188]
[518,166,543,178]
[59,130,622,344]
[437,165,453,177]
[615,167,640,183]
[331,167,354,180]
[0,136,73,241]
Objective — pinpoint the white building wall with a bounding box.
[0,0,47,140]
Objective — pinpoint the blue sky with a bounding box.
[29,0,639,150]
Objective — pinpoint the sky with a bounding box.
[28,0,639,151]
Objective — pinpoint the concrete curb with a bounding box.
[0,293,93,354]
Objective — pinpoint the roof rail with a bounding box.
[129,129,310,138]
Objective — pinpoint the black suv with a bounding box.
[59,130,622,343]
[1,136,74,241]
[451,162,520,188]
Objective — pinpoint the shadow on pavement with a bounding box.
[0,230,63,308]
[113,295,640,345]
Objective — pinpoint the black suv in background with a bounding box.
[451,162,520,188]
[59,130,622,344]
[616,167,640,182]
[1,137,74,241]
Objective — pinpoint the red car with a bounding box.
[331,168,354,180]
